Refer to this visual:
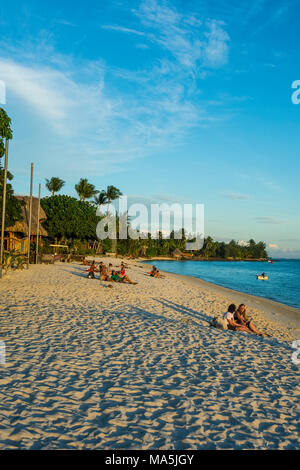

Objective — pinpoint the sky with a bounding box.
[0,0,299,257]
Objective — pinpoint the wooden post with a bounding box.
[0,139,9,279]
[27,163,33,267]
[35,183,41,264]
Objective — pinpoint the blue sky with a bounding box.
[0,0,299,257]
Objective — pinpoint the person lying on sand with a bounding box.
[235,304,264,336]
[111,270,137,285]
[223,304,253,333]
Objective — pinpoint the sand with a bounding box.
[0,258,299,450]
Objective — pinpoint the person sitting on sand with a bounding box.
[147,266,156,276]
[87,260,98,279]
[119,261,129,269]
[223,304,252,333]
[100,263,109,281]
[234,304,264,336]
[119,264,127,279]
[107,263,113,277]
[111,270,137,285]
[149,266,165,278]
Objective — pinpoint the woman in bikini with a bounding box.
[234,304,264,336]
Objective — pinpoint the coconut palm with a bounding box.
[105,186,122,252]
[106,185,123,207]
[75,178,98,201]
[93,190,108,207]
[45,177,65,196]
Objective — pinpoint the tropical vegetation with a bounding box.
[0,108,23,230]
[75,178,98,201]
[45,177,65,196]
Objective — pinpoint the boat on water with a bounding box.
[257,274,268,280]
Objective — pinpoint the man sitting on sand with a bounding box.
[111,270,137,285]
[87,260,98,279]
[223,304,252,333]
[100,263,109,281]
[235,304,264,336]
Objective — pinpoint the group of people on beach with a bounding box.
[223,303,265,336]
[85,260,137,285]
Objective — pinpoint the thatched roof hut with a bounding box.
[172,248,184,258]
[6,196,48,237]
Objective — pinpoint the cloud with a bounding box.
[238,240,250,247]
[104,1,230,71]
[268,243,279,249]
[255,217,283,224]
[0,1,231,178]
[131,0,230,71]
[252,4,290,36]
[223,192,250,200]
[101,25,146,36]
[266,245,300,259]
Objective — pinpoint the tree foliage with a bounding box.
[106,185,123,204]
[41,195,100,240]
[45,177,65,196]
[93,190,108,206]
[0,108,23,229]
[75,178,98,201]
[0,108,13,157]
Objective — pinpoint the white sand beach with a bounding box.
[0,258,299,450]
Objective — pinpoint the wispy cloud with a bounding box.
[252,3,290,36]
[101,25,146,36]
[105,0,230,71]
[255,217,284,224]
[0,1,231,177]
[223,192,250,200]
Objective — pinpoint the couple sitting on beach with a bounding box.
[223,304,264,336]
[148,266,165,278]
[99,262,137,285]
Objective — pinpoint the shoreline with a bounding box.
[144,257,275,262]
[155,269,300,334]
[88,256,299,336]
[139,259,300,318]
[0,260,299,449]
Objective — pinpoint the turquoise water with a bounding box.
[144,259,300,310]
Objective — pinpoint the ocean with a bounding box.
[143,259,300,310]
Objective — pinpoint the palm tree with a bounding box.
[45,177,65,196]
[105,186,122,252]
[93,190,108,207]
[106,185,123,209]
[75,178,98,201]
